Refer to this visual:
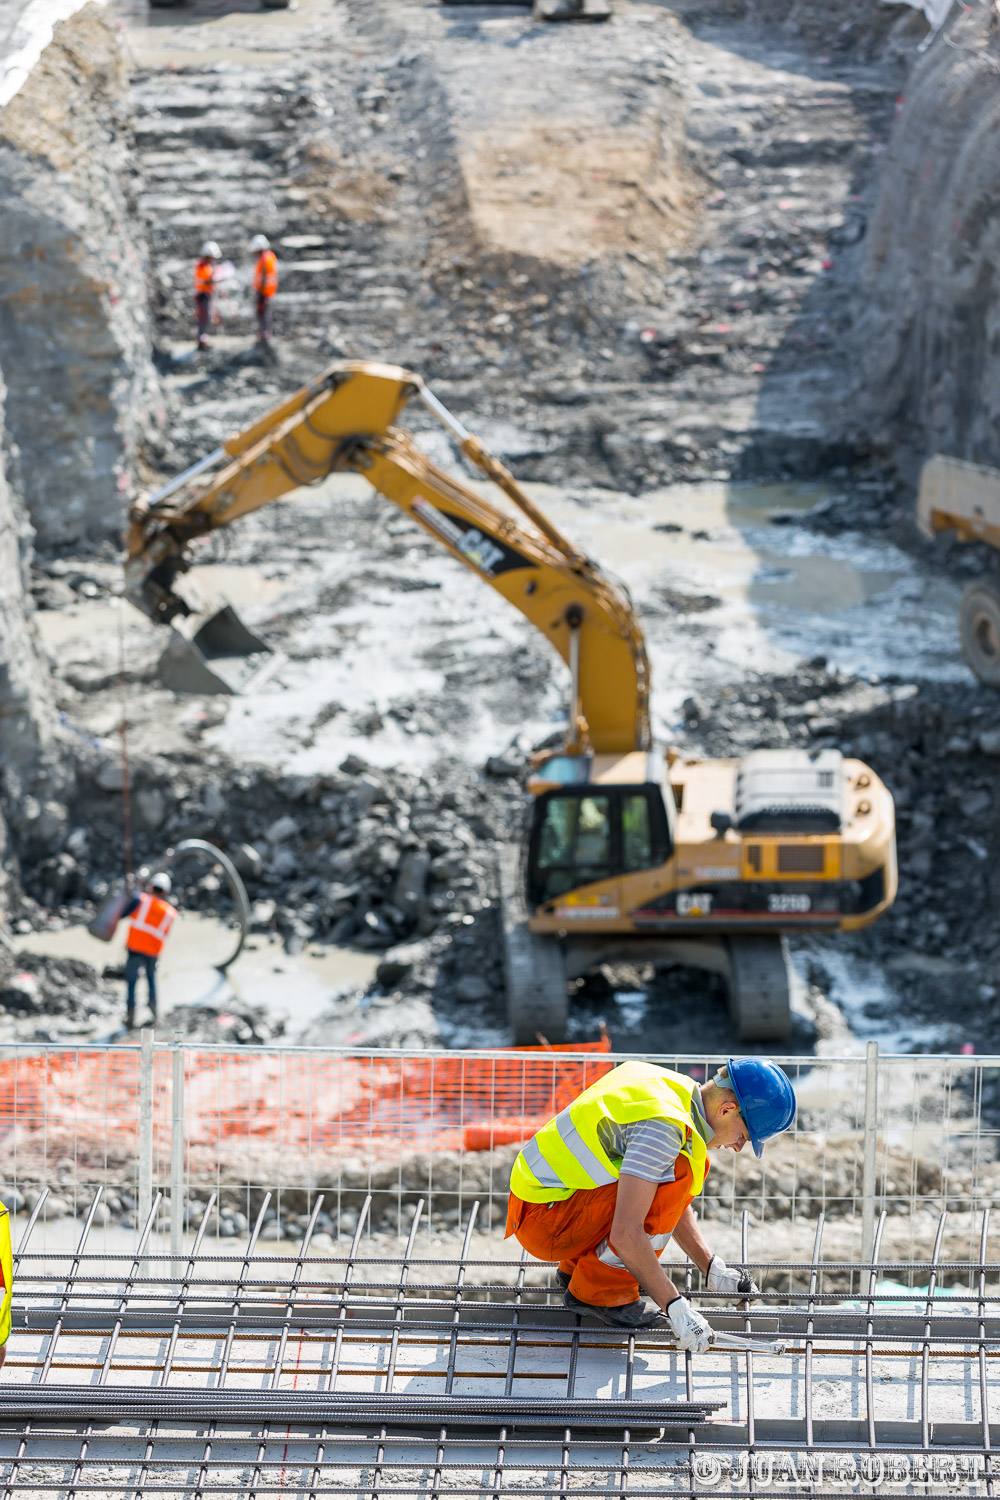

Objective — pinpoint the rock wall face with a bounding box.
[0,371,61,914]
[0,3,157,547]
[854,11,1000,471]
[672,0,929,56]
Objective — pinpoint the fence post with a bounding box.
[861,1040,879,1269]
[138,1028,154,1240]
[170,1032,185,1260]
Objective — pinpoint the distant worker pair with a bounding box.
[507,1056,795,1342]
[194,234,278,350]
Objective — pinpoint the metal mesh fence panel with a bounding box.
[0,1041,996,1276]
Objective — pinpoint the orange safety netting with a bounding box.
[0,1039,614,1157]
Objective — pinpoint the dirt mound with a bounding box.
[855,7,1000,474]
[462,116,698,267]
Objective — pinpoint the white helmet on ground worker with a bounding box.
[149,872,172,896]
[200,241,222,259]
[250,234,270,252]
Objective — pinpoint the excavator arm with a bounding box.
[126,361,650,755]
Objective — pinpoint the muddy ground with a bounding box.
[7,0,1000,1060]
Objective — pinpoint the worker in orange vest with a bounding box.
[121,873,177,1028]
[194,241,221,349]
[250,234,278,343]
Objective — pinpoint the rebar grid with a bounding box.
[2,1191,1000,1497]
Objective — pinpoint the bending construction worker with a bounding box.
[507,1057,795,1342]
[121,873,177,1028]
[0,1199,11,1373]
[194,241,221,349]
[250,234,278,342]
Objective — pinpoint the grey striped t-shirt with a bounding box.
[596,1088,711,1185]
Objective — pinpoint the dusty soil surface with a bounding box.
[7,0,1000,1064]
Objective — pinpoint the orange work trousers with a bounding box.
[505,1157,701,1307]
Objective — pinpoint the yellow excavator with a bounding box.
[918,454,1000,686]
[126,361,897,1043]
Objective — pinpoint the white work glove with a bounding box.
[707,1255,761,1307]
[665,1296,714,1354]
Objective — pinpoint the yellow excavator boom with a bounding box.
[126,361,650,755]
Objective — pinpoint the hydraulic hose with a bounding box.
[166,838,250,970]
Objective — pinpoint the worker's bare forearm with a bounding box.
[669,1206,713,1276]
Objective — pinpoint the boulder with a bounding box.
[232,843,264,879]
[454,973,492,1004]
[266,814,300,845]
[376,938,432,987]
[134,787,167,830]
[95,760,125,793]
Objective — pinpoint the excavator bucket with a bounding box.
[533,0,612,18]
[158,606,273,695]
[439,0,611,14]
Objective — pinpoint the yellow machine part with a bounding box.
[126,362,650,755]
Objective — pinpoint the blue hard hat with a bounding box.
[726,1057,796,1157]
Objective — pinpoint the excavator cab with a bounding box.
[527,782,672,906]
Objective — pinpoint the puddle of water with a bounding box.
[198,471,965,773]
[14,916,378,1039]
[528,479,965,729]
[795,939,955,1055]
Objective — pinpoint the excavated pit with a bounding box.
[4,0,1000,1062]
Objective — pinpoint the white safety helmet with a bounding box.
[150,872,172,896]
[250,234,270,252]
[200,240,222,259]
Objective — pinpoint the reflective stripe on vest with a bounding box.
[510,1062,709,1204]
[519,1107,620,1192]
[127,894,176,957]
[254,250,278,297]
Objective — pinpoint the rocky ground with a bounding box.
[3,0,1000,1065]
[8,1122,993,1277]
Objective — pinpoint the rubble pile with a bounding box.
[0,948,115,1030]
[6,1131,991,1252]
[9,745,521,1028]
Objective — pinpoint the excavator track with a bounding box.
[498,846,569,1045]
[724,936,793,1042]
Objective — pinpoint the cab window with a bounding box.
[622,793,653,872]
[534,794,613,901]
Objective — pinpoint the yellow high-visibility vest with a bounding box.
[509,1062,709,1204]
[0,1200,12,1347]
